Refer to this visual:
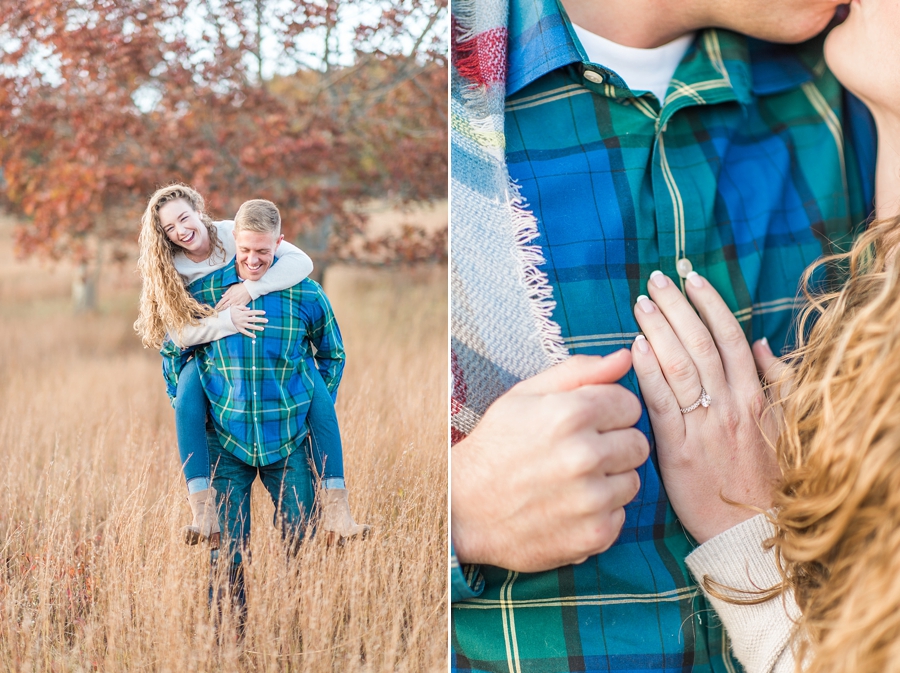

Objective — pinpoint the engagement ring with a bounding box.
[680,386,711,415]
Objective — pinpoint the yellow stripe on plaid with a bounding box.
[505,83,588,111]
[456,586,699,610]
[802,81,847,190]
[500,570,521,673]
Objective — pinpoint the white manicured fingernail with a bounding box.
[686,271,703,288]
[759,336,770,351]
[649,270,668,288]
[636,295,655,313]
[634,334,650,353]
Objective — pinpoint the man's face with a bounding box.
[234,229,284,281]
[707,0,847,44]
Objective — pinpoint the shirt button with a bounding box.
[584,70,604,84]
[676,258,693,278]
[253,391,257,395]
[252,339,256,344]
[252,366,256,370]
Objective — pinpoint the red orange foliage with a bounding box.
[0,0,447,266]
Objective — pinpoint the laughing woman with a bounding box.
[628,2,900,671]
[134,184,368,546]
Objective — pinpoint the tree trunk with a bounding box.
[308,261,329,286]
[72,262,98,313]
[296,195,334,288]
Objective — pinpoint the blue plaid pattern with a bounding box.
[161,261,345,467]
[450,0,876,671]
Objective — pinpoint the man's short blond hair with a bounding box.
[234,199,281,237]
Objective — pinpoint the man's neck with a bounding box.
[560,0,704,48]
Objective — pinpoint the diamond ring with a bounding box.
[680,386,711,415]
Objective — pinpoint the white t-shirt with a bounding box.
[571,24,695,105]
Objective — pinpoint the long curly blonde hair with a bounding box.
[767,214,900,672]
[133,184,226,349]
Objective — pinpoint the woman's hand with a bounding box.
[229,305,267,338]
[216,284,253,310]
[631,271,781,543]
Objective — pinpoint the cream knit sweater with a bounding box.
[686,514,802,673]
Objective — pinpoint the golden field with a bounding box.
[0,213,448,671]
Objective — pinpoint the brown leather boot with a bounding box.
[320,488,370,545]
[183,487,221,545]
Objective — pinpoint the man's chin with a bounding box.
[752,4,850,44]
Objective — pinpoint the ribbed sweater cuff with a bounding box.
[686,514,800,673]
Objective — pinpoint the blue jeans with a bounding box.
[174,357,210,484]
[208,429,316,565]
[307,371,344,483]
[174,358,344,487]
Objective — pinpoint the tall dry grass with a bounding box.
[0,214,448,671]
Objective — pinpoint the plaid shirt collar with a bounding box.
[507,0,822,99]
[204,256,241,288]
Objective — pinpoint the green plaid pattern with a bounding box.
[504,30,873,357]
[450,0,876,671]
[161,261,344,467]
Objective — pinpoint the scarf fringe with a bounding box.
[453,13,504,125]
[509,185,570,364]
[451,0,479,45]
[459,83,495,132]
[452,0,569,367]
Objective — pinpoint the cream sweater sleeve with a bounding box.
[169,309,238,348]
[686,514,801,673]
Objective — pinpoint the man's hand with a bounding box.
[216,283,253,310]
[229,305,267,338]
[451,350,649,573]
[631,272,781,544]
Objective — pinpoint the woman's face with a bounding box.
[825,0,900,117]
[158,198,211,259]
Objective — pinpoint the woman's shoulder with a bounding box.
[213,220,236,258]
[214,219,235,234]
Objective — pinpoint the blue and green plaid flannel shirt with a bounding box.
[161,260,344,467]
[450,0,876,671]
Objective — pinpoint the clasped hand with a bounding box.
[452,351,650,572]
[216,284,267,338]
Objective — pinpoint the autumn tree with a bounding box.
[0,0,447,308]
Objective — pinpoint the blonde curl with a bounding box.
[133,184,226,349]
[756,215,900,672]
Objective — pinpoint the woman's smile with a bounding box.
[158,198,212,260]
